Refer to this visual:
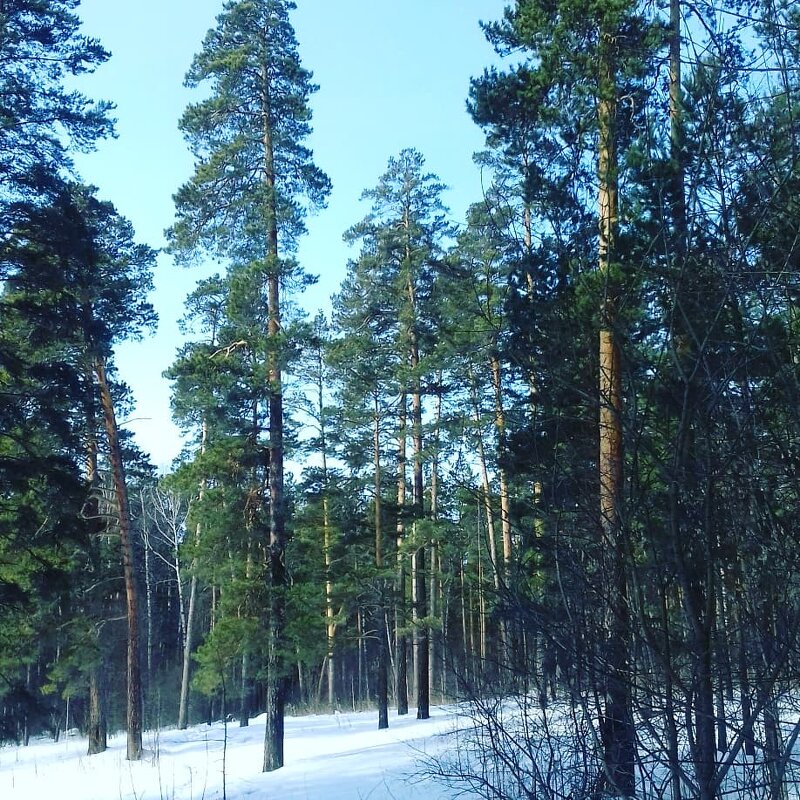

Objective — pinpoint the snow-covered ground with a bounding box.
[0,707,466,799]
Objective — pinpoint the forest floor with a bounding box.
[0,705,468,799]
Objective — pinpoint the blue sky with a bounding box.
[72,0,507,470]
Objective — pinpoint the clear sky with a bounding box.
[71,0,507,471]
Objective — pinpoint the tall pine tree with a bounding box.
[168,0,329,771]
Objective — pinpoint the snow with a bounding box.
[0,707,466,799]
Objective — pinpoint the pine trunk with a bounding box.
[490,354,512,586]
[86,667,107,755]
[597,29,635,797]
[142,509,154,682]
[260,54,288,773]
[410,386,429,720]
[395,394,409,716]
[406,252,429,720]
[428,386,442,703]
[240,649,250,727]
[84,388,107,756]
[178,571,198,729]
[94,358,143,762]
[324,491,336,711]
[489,355,512,672]
[375,402,389,729]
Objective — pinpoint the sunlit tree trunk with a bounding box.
[323,496,335,708]
[489,352,513,674]
[94,358,142,762]
[490,354,512,587]
[597,28,634,797]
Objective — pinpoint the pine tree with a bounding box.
[3,181,155,758]
[170,267,274,730]
[292,314,341,711]
[0,0,112,209]
[0,295,85,745]
[330,282,398,727]
[473,1,663,792]
[0,6,115,686]
[167,276,228,729]
[442,197,517,673]
[168,0,329,769]
[342,148,453,721]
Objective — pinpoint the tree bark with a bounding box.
[490,354,512,587]
[94,358,142,762]
[323,490,336,711]
[597,27,635,797]
[319,355,336,712]
[178,571,199,729]
[403,220,429,720]
[84,385,108,756]
[240,644,251,727]
[411,380,429,720]
[489,354,513,673]
[375,399,389,729]
[261,55,287,774]
[141,497,154,684]
[395,394,409,716]
[428,382,443,704]
[86,665,107,755]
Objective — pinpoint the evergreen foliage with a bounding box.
[0,0,113,210]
